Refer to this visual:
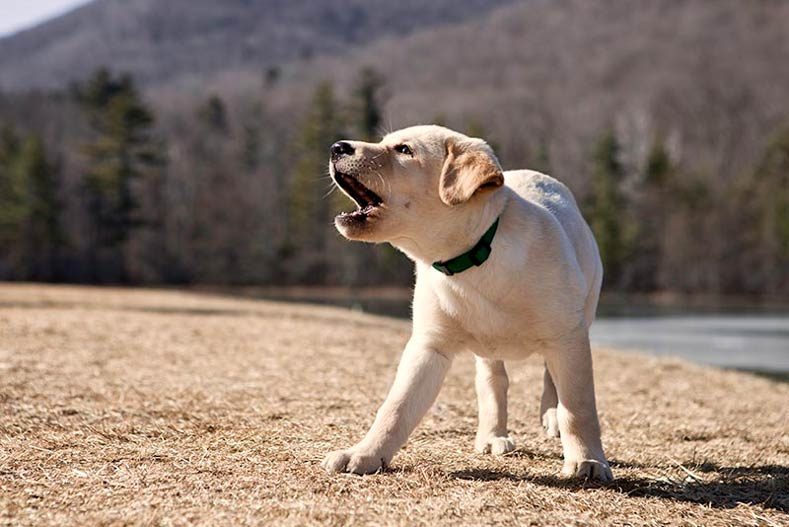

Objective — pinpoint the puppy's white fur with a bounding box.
[322,125,612,481]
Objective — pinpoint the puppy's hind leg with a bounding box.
[474,357,515,455]
[545,333,612,482]
[540,364,560,438]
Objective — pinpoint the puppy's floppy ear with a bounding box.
[439,137,504,206]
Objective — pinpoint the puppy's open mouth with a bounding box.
[333,170,383,222]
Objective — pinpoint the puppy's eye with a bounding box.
[394,144,413,156]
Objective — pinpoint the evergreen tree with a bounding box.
[346,69,412,285]
[352,67,385,141]
[288,82,345,281]
[747,127,789,290]
[632,139,674,290]
[586,130,631,288]
[186,94,237,282]
[0,128,63,280]
[238,103,265,173]
[644,140,672,188]
[0,126,26,253]
[351,67,385,141]
[76,68,164,282]
[18,135,63,279]
[197,94,230,134]
[263,66,281,88]
[241,122,261,172]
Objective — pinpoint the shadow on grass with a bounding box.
[451,460,789,512]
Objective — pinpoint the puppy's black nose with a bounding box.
[330,141,354,160]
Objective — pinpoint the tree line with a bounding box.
[0,68,787,295]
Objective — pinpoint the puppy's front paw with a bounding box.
[475,434,516,455]
[541,408,560,438]
[560,458,613,482]
[321,447,390,475]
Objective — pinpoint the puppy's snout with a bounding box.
[330,141,355,161]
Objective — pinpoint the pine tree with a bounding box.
[75,68,164,282]
[0,126,26,254]
[241,122,261,172]
[197,95,229,134]
[351,67,385,141]
[18,135,63,280]
[644,140,672,188]
[747,127,789,291]
[186,94,236,282]
[586,130,631,288]
[346,68,411,285]
[0,128,63,280]
[288,82,345,281]
[632,139,674,290]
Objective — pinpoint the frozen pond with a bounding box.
[590,315,789,373]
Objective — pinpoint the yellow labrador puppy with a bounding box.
[321,125,612,482]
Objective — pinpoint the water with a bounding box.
[254,290,789,375]
[589,315,789,374]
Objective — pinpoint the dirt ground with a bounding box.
[1,284,787,526]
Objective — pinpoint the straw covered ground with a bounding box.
[1,284,787,526]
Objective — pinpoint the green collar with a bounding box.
[432,218,500,276]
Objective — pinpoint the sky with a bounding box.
[0,0,93,37]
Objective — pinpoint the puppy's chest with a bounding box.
[434,282,550,359]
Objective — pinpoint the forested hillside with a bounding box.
[0,0,787,295]
[0,0,518,90]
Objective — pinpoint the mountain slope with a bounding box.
[251,0,789,184]
[0,0,518,90]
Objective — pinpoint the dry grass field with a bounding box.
[1,284,787,526]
